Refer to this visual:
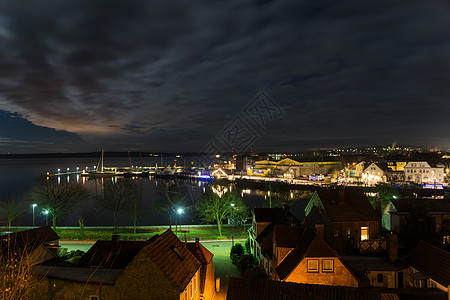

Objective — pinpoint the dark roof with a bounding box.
[143,229,201,292]
[273,224,304,248]
[276,227,338,280]
[78,240,148,269]
[0,226,60,256]
[390,199,450,213]
[254,208,282,223]
[407,241,450,287]
[342,256,406,273]
[0,226,59,246]
[256,209,298,244]
[32,266,122,284]
[186,241,213,294]
[316,189,379,222]
[226,278,398,300]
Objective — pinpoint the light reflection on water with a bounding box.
[0,157,299,227]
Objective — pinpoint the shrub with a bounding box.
[237,254,255,275]
[244,238,251,254]
[230,242,245,264]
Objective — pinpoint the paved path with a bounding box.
[201,240,243,300]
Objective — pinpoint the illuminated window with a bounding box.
[361,227,369,240]
[346,227,351,238]
[307,259,319,272]
[443,236,450,244]
[322,259,334,272]
[333,229,339,237]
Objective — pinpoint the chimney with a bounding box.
[112,234,120,245]
[315,224,324,239]
[388,232,398,263]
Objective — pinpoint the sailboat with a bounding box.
[81,150,116,177]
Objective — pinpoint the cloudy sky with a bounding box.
[0,0,449,153]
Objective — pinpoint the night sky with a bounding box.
[0,0,449,154]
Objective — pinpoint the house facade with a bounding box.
[404,161,445,184]
[305,189,383,254]
[362,163,387,185]
[273,224,360,287]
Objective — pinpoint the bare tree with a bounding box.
[30,175,90,230]
[196,189,247,237]
[126,179,142,235]
[98,178,136,229]
[0,195,24,229]
[153,179,189,229]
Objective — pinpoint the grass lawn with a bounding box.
[37,226,250,241]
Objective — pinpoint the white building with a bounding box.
[404,161,445,184]
[362,162,387,185]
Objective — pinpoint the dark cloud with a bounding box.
[0,0,449,153]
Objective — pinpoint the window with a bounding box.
[89,296,99,300]
[190,280,193,299]
[307,259,319,272]
[361,227,369,240]
[322,259,334,272]
[346,227,351,238]
[443,236,450,244]
[377,273,383,283]
[333,229,339,237]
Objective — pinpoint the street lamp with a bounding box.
[231,203,235,245]
[32,204,37,227]
[43,210,49,226]
[176,208,184,234]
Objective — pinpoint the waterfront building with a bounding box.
[404,161,445,184]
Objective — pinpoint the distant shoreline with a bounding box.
[0,152,201,159]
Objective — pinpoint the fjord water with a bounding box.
[0,156,205,227]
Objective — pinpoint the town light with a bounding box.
[177,208,184,214]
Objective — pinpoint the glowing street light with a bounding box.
[32,204,37,227]
[43,210,49,226]
[176,208,184,234]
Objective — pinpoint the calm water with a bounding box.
[0,157,275,227]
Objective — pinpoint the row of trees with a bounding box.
[2,175,310,234]
[1,176,251,235]
[0,176,144,232]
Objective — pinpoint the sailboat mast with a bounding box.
[101,150,104,172]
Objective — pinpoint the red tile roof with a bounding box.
[227,278,397,300]
[144,229,201,292]
[407,240,450,287]
[316,189,379,222]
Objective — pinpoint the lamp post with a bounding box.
[231,203,235,245]
[32,204,37,227]
[176,208,184,234]
[43,210,49,226]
